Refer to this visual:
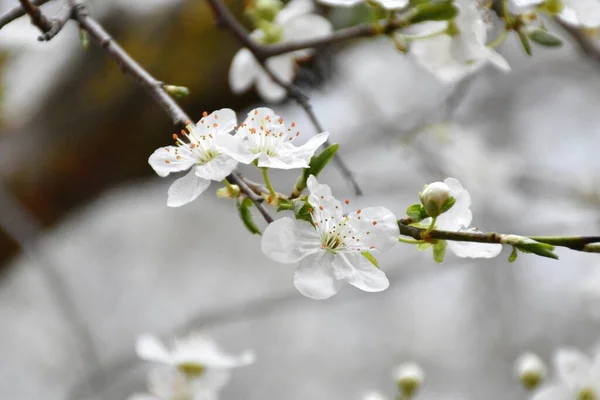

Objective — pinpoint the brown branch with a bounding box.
[17,0,53,32]
[38,1,73,41]
[0,0,53,30]
[555,19,600,64]
[206,0,364,195]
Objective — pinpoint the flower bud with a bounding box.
[392,362,425,398]
[216,184,240,199]
[163,85,190,98]
[420,182,451,218]
[514,352,546,390]
[246,0,283,23]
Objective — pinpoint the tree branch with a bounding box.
[0,0,53,30]
[205,0,364,195]
[17,0,53,32]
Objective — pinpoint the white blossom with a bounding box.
[408,0,510,83]
[393,362,425,398]
[531,347,600,400]
[228,0,332,102]
[135,333,254,399]
[420,181,451,217]
[148,109,238,207]
[513,0,600,28]
[261,175,399,299]
[515,352,547,390]
[419,178,502,258]
[217,107,328,169]
[317,0,408,11]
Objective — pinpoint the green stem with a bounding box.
[223,178,234,192]
[399,237,426,244]
[487,30,509,49]
[262,167,277,199]
[424,216,437,235]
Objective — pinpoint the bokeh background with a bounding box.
[2,0,600,399]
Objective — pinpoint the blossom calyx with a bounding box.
[216,184,240,199]
[420,181,454,218]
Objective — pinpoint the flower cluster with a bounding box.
[130,333,255,400]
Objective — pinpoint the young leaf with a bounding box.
[517,29,532,56]
[409,1,458,23]
[238,198,261,235]
[509,246,518,262]
[406,204,426,221]
[417,242,433,251]
[529,29,562,47]
[432,240,447,263]
[293,199,314,224]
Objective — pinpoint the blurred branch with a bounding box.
[17,0,53,32]
[0,0,52,30]
[206,0,363,195]
[555,19,600,64]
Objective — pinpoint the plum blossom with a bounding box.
[417,178,502,258]
[148,109,238,207]
[134,334,255,400]
[515,352,547,390]
[531,347,600,400]
[317,0,408,10]
[513,0,600,28]
[393,362,425,398]
[217,107,328,169]
[407,0,510,83]
[261,175,399,299]
[228,0,332,102]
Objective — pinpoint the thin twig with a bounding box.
[38,1,73,41]
[205,0,364,195]
[17,0,53,32]
[0,0,53,29]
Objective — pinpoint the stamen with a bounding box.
[345,199,350,205]
[202,111,208,117]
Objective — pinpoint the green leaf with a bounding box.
[409,1,458,23]
[432,240,447,263]
[238,198,261,235]
[517,241,558,260]
[361,252,380,268]
[440,196,455,214]
[406,204,426,221]
[292,199,314,224]
[508,246,518,263]
[529,29,563,47]
[292,143,339,197]
[517,29,532,56]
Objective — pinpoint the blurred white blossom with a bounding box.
[515,352,547,390]
[513,0,600,28]
[419,178,502,258]
[317,0,408,10]
[261,175,399,299]
[393,362,425,398]
[217,107,328,169]
[408,0,510,83]
[228,0,332,102]
[531,347,600,400]
[148,109,238,207]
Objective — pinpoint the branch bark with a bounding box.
[17,0,53,32]
[0,0,52,29]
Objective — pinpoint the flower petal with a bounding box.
[191,369,231,398]
[447,240,502,259]
[148,145,195,177]
[194,155,238,181]
[136,334,173,364]
[262,217,321,263]
[560,0,600,28]
[194,108,237,137]
[174,334,255,368]
[347,206,399,252]
[554,348,593,388]
[256,151,307,169]
[512,0,542,7]
[229,48,259,94]
[435,177,472,231]
[215,133,257,165]
[316,0,364,7]
[333,252,390,293]
[287,131,329,161]
[167,170,211,207]
[307,175,344,221]
[294,251,343,299]
[530,384,573,400]
[283,15,333,58]
[372,0,408,9]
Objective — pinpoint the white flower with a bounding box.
[317,0,408,10]
[148,109,238,207]
[513,0,600,28]
[261,175,399,299]
[128,366,229,400]
[419,178,502,258]
[408,0,510,83]
[228,0,332,102]
[392,362,425,398]
[217,107,328,169]
[531,347,600,400]
[362,391,388,400]
[420,181,451,218]
[515,352,547,390]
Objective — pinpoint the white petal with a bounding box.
[560,0,600,28]
[283,15,333,58]
[148,145,195,177]
[167,170,211,207]
[256,151,308,169]
[136,334,173,364]
[435,177,472,231]
[307,175,344,222]
[554,348,593,387]
[288,131,329,161]
[530,384,573,400]
[373,0,408,9]
[229,48,260,94]
[194,108,237,136]
[256,73,289,103]
[174,334,256,368]
[191,369,231,398]
[215,133,257,165]
[194,155,238,181]
[276,0,314,24]
[347,206,399,252]
[127,395,157,400]
[316,0,363,6]
[147,367,188,398]
[512,0,543,7]
[447,240,502,259]
[485,48,511,72]
[262,217,321,263]
[294,251,343,299]
[333,252,390,293]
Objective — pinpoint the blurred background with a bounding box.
[2,0,600,399]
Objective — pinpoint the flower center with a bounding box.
[579,387,597,400]
[196,147,221,165]
[177,362,206,378]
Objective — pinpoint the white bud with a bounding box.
[392,362,425,398]
[514,352,546,390]
[420,182,451,218]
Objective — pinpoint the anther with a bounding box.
[345,199,350,205]
[372,221,377,225]
[202,111,208,117]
